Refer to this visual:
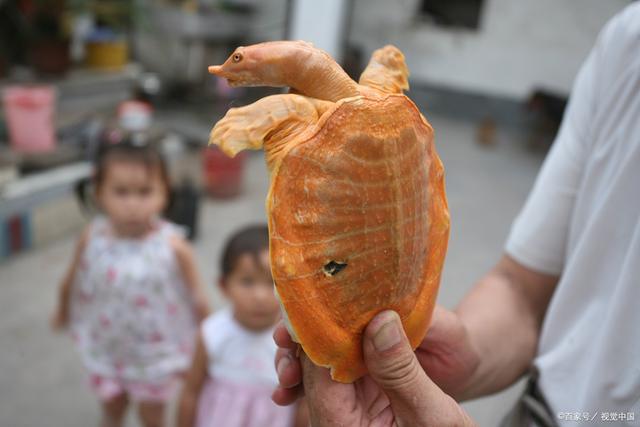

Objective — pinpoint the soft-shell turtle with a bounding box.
[208,41,449,383]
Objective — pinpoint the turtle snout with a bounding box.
[208,65,223,75]
[208,65,247,86]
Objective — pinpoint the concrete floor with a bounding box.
[0,113,546,426]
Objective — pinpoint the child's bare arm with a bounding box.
[171,236,211,320]
[177,333,209,427]
[51,226,90,330]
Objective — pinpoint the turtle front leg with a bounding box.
[359,45,409,94]
[210,94,334,170]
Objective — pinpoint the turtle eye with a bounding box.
[232,52,243,63]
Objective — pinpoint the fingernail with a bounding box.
[277,354,290,377]
[372,311,402,352]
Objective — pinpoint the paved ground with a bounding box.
[0,113,546,426]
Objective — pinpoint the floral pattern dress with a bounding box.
[70,217,197,382]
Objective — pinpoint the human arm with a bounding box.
[171,235,211,321]
[51,226,90,330]
[449,9,609,399]
[177,333,209,427]
[450,255,558,400]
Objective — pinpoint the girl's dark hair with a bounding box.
[75,139,171,214]
[221,224,270,276]
[94,141,170,195]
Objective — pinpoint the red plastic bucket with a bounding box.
[202,146,246,198]
[2,86,56,153]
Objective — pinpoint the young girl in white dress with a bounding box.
[178,225,308,427]
[51,141,210,427]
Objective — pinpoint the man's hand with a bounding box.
[272,305,480,405]
[273,310,476,426]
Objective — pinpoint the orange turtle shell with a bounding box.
[268,93,449,383]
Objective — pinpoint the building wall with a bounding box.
[348,0,631,99]
[289,0,349,60]
[249,0,289,42]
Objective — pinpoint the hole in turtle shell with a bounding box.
[323,260,348,277]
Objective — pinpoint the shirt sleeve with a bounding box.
[200,308,234,359]
[504,17,613,275]
[200,311,221,357]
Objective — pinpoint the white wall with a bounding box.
[289,0,349,61]
[349,0,631,100]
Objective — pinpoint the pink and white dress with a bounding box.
[196,308,295,427]
[69,217,197,400]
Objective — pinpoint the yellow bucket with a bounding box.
[86,40,128,70]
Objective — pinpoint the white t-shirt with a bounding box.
[201,307,279,387]
[505,4,640,423]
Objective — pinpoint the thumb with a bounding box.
[363,311,453,424]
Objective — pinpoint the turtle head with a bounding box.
[208,43,286,88]
[208,40,360,102]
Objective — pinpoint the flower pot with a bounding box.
[202,146,246,198]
